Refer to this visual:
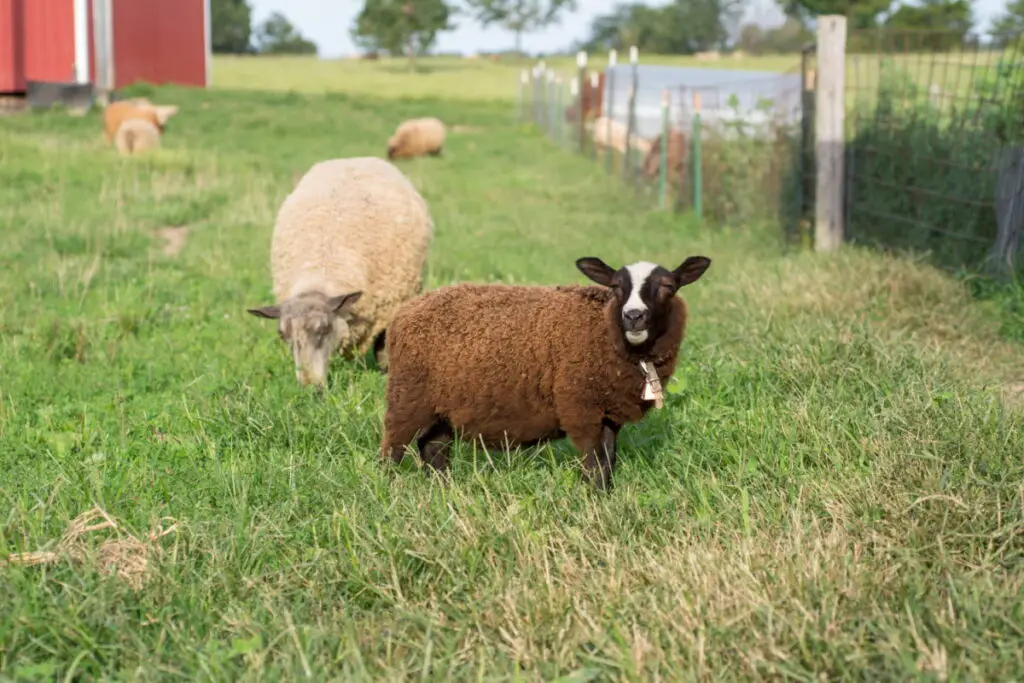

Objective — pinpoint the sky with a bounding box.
[249,0,1013,59]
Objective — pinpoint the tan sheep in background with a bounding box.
[591,116,653,157]
[247,157,434,389]
[387,117,446,160]
[114,119,162,156]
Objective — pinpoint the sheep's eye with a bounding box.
[659,283,675,295]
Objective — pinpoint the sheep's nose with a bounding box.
[623,309,646,325]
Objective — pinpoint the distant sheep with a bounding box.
[387,117,446,160]
[247,157,434,388]
[114,118,161,155]
[641,129,687,181]
[103,99,178,147]
[591,116,652,157]
[380,254,712,490]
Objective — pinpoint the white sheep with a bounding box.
[248,157,434,388]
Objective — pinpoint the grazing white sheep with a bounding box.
[248,157,434,388]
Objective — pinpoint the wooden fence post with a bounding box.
[814,15,847,252]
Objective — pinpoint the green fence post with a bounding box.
[590,72,600,160]
[659,89,669,210]
[692,91,703,220]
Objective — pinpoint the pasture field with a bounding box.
[1,73,1024,680]
[211,50,1014,110]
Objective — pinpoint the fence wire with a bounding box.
[516,57,806,232]
[842,28,1024,273]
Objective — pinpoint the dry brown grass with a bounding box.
[5,507,178,591]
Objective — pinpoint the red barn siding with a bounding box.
[0,0,25,92]
[112,0,206,89]
[23,0,76,83]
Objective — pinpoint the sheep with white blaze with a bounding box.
[380,254,712,490]
[248,157,434,388]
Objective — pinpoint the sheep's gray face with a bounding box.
[576,256,712,347]
[247,291,362,389]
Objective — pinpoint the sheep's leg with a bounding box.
[417,419,454,475]
[372,330,388,373]
[569,420,619,492]
[381,407,432,466]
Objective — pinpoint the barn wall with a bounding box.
[23,0,76,83]
[0,0,25,92]
[112,0,207,89]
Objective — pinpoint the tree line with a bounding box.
[213,0,1024,61]
[212,0,318,55]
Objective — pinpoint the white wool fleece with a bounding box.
[269,156,435,357]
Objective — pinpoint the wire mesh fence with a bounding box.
[515,53,807,232]
[842,28,1024,274]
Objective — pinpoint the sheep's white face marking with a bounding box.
[621,261,659,345]
[625,329,649,345]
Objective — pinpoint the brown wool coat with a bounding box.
[382,283,688,452]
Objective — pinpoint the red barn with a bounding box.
[0,0,210,102]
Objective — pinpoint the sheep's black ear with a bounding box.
[248,305,281,319]
[672,256,711,287]
[328,291,362,314]
[576,257,617,287]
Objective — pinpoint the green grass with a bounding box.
[1,81,1024,681]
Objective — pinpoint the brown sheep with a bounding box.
[379,255,712,490]
[564,70,606,123]
[387,117,446,160]
[641,129,688,181]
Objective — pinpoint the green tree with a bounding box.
[463,0,578,55]
[351,0,456,69]
[991,0,1024,46]
[884,0,973,50]
[211,0,253,54]
[581,0,743,55]
[254,11,318,55]
[737,17,813,54]
[782,0,893,29]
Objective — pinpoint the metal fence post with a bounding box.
[590,72,600,160]
[555,76,563,147]
[576,51,587,154]
[570,77,579,151]
[606,49,616,173]
[659,89,669,210]
[623,45,638,182]
[536,62,544,126]
[693,91,703,220]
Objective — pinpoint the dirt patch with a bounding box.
[4,507,178,591]
[155,226,190,257]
